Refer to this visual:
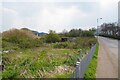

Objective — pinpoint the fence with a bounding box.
[70,44,96,78]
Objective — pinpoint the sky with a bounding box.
[0,0,120,33]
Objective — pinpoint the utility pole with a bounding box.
[97,18,102,39]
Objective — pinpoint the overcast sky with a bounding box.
[0,0,119,33]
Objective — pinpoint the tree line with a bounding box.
[44,28,96,43]
[2,28,97,49]
[59,28,96,37]
[99,22,120,39]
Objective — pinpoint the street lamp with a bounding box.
[97,18,102,39]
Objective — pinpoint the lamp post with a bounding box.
[97,18,102,39]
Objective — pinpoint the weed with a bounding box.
[84,43,99,79]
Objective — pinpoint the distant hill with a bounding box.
[21,28,31,31]
[21,28,47,36]
[32,31,47,36]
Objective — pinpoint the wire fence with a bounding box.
[70,44,96,78]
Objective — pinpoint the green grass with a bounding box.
[55,72,72,78]
[0,72,2,80]
[2,42,97,78]
[2,32,97,78]
[2,47,79,78]
[84,43,99,79]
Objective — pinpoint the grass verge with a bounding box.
[0,72,2,80]
[83,43,99,79]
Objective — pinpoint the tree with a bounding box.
[89,28,96,33]
[69,29,80,37]
[99,22,120,39]
[61,29,68,36]
[60,28,95,37]
[45,30,60,43]
[81,30,94,37]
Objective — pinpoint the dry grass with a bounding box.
[2,48,79,78]
[2,28,36,38]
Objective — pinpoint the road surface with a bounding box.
[96,36,118,78]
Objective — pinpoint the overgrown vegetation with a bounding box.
[84,43,99,79]
[2,28,97,78]
[2,29,43,50]
[53,37,97,49]
[45,30,60,43]
[2,48,79,78]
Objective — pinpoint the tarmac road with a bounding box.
[96,36,118,78]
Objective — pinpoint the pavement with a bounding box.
[96,36,118,78]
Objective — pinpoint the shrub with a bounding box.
[53,37,97,49]
[18,38,43,49]
[53,42,77,49]
[2,28,43,49]
[2,29,35,44]
[53,42,69,48]
[45,32,60,43]
[81,31,94,37]
[75,37,97,49]
[2,41,19,50]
